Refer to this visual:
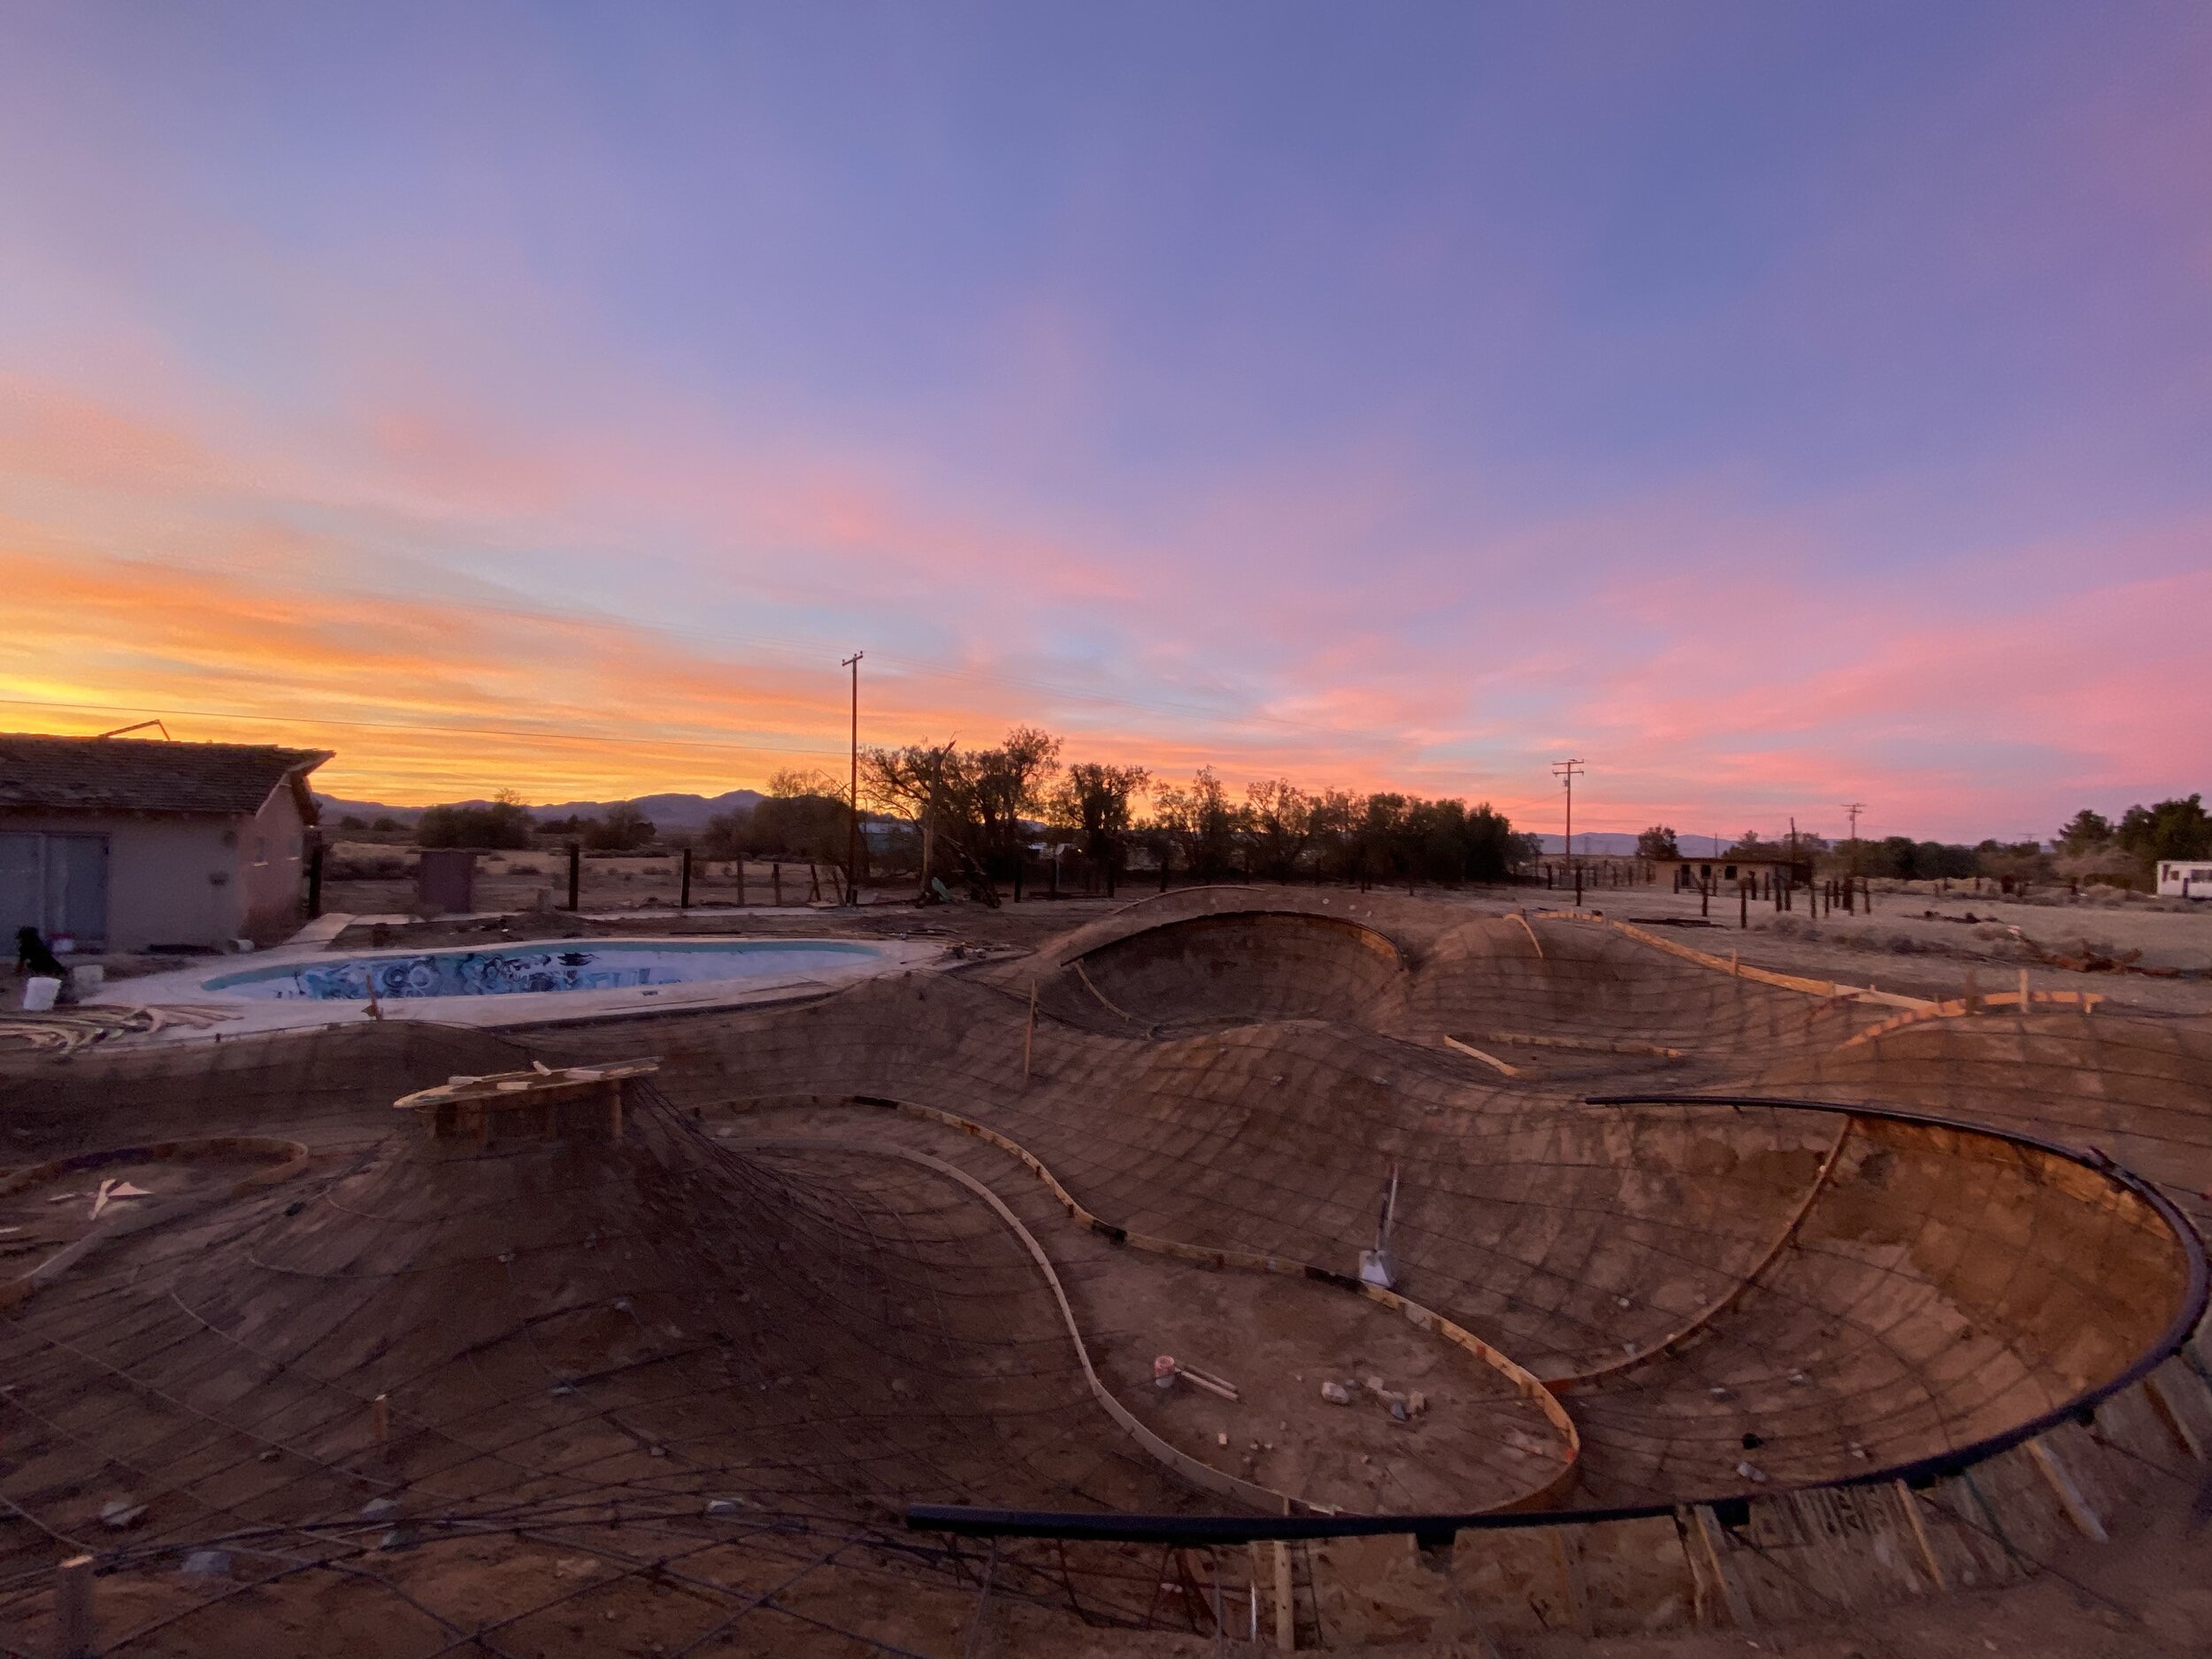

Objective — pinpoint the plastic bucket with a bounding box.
[21,977,61,1012]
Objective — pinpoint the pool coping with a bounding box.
[86,933,941,1041]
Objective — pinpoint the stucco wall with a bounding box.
[238,789,311,943]
[0,811,265,950]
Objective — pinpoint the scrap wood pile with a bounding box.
[0,1003,238,1056]
[2003,926,2181,977]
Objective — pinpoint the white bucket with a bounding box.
[21,977,61,1012]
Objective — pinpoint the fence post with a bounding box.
[680,847,693,910]
[735,856,747,907]
[566,841,580,911]
[772,862,783,906]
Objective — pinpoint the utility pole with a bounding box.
[1552,759,1585,879]
[1843,803,1865,876]
[842,652,864,906]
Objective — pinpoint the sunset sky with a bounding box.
[2,4,2207,843]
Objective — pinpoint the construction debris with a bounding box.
[1156,1356,1240,1402]
[0,1002,237,1056]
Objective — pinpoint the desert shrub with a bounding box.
[419,796,534,849]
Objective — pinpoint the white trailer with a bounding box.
[2156,860,2212,898]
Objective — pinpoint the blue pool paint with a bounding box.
[205,939,886,1002]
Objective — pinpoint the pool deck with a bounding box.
[87,932,944,1043]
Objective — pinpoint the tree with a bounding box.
[584,802,657,852]
[1637,826,1679,859]
[700,810,747,859]
[2117,796,2212,867]
[1243,779,1312,879]
[861,727,1061,902]
[1149,768,1243,879]
[967,726,1062,878]
[1462,804,1528,882]
[769,767,847,803]
[2055,810,2113,856]
[1306,789,1362,882]
[337,814,366,831]
[1046,763,1150,874]
[418,789,534,850]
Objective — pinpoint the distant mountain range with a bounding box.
[314,810,1694,853]
[1530,833,1645,856]
[316,789,765,833]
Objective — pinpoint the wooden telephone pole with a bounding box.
[1553,758,1586,877]
[842,652,864,905]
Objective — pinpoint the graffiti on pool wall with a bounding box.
[274,950,659,1001]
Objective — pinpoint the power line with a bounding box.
[0,695,844,760]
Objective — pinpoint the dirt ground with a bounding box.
[8,879,2212,1657]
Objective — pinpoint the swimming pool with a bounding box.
[204,939,890,1002]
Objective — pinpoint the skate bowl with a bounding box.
[1039,906,1407,1033]
[4,887,2208,1654]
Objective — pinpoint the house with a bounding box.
[2157,860,2212,900]
[0,733,333,951]
[1652,851,1816,892]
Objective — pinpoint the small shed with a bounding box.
[0,733,332,951]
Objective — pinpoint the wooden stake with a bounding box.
[1689,1504,1755,1629]
[2144,1373,2205,1462]
[772,862,783,906]
[2027,1437,2107,1541]
[1271,1539,1295,1650]
[55,1555,95,1659]
[1892,1480,1947,1592]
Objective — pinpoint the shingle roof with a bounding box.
[0,733,333,817]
